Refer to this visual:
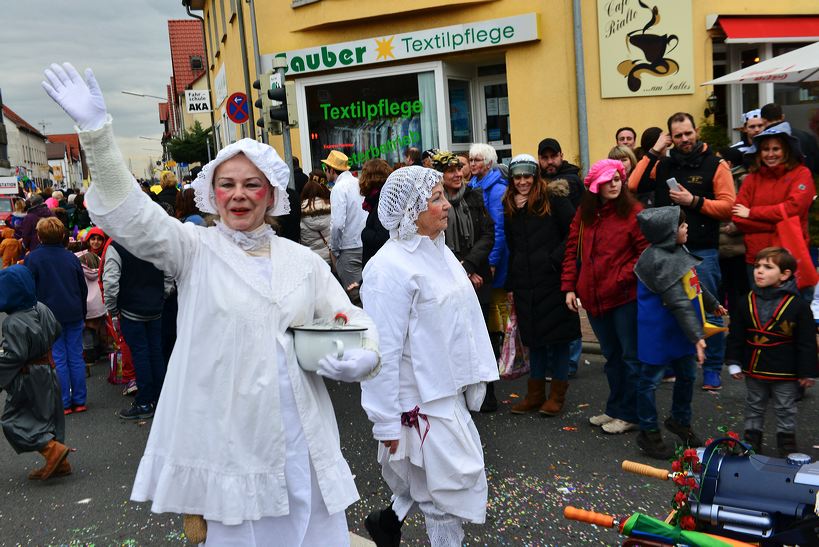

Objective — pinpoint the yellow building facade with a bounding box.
[188,0,818,172]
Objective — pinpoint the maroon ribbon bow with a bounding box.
[401,405,430,446]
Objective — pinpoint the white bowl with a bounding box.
[291,325,366,372]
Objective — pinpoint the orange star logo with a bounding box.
[375,36,395,61]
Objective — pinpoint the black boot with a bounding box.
[480,382,498,413]
[365,505,402,547]
[777,432,798,458]
[637,430,674,460]
[743,429,763,453]
[664,417,703,447]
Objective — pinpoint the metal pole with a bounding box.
[206,136,212,162]
[273,57,295,190]
[246,0,267,144]
[234,0,256,133]
[572,0,590,175]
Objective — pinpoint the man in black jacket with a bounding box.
[102,241,172,420]
[630,112,736,390]
[537,138,584,208]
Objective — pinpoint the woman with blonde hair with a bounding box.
[608,145,638,178]
[155,170,179,216]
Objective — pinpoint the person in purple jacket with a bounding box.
[17,194,54,252]
[24,217,88,414]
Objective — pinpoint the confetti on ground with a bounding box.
[562,426,578,431]
[76,498,92,504]
[577,403,590,408]
[509,393,520,398]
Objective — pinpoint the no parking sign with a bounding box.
[227,92,249,124]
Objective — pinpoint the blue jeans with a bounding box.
[587,301,639,423]
[568,338,582,375]
[530,343,570,382]
[53,320,86,408]
[690,248,724,375]
[637,356,696,431]
[121,317,166,407]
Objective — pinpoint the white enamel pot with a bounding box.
[290,324,366,372]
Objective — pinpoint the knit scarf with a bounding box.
[669,141,706,169]
[444,186,473,254]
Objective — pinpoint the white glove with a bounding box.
[41,63,108,131]
[317,348,378,383]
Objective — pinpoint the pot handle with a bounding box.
[333,339,345,359]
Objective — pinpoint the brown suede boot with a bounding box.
[37,440,70,480]
[510,379,547,414]
[28,458,72,480]
[540,380,569,416]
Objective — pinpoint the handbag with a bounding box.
[498,304,530,380]
[774,203,819,290]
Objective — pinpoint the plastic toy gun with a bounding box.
[621,440,819,546]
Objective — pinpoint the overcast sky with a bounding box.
[1,0,192,178]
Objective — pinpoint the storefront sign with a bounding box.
[185,90,212,113]
[274,14,539,75]
[0,177,17,194]
[320,99,423,121]
[597,0,694,98]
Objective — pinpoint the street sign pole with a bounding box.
[274,56,295,191]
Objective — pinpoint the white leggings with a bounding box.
[393,496,464,547]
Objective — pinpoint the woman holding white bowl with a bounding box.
[42,62,379,546]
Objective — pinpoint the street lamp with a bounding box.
[122,90,167,100]
[704,92,719,118]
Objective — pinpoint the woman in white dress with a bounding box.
[360,166,499,547]
[42,62,380,546]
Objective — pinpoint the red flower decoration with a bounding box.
[680,515,696,530]
[671,460,682,472]
[683,448,699,462]
[705,437,714,446]
[674,491,688,505]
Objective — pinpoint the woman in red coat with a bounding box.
[562,159,648,434]
[732,123,816,293]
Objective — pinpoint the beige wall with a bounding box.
[198,0,818,168]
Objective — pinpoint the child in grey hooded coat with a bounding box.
[0,265,71,479]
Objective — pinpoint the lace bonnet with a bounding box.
[378,166,443,240]
[191,138,291,216]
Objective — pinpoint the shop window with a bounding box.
[447,79,473,145]
[773,43,819,135]
[482,83,510,147]
[304,71,439,171]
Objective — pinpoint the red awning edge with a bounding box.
[718,16,819,43]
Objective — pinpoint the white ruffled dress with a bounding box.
[79,122,378,544]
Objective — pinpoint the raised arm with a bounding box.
[42,63,195,279]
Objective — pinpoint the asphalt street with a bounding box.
[2,353,819,546]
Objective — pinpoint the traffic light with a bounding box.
[252,72,298,134]
[252,73,281,135]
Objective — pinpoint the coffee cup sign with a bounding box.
[597,0,694,98]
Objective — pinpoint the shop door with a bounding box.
[477,77,511,164]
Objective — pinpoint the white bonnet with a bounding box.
[377,166,442,240]
[191,138,291,216]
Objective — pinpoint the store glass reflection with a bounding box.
[305,71,439,171]
[773,43,819,135]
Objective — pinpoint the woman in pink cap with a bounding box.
[561,159,648,434]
